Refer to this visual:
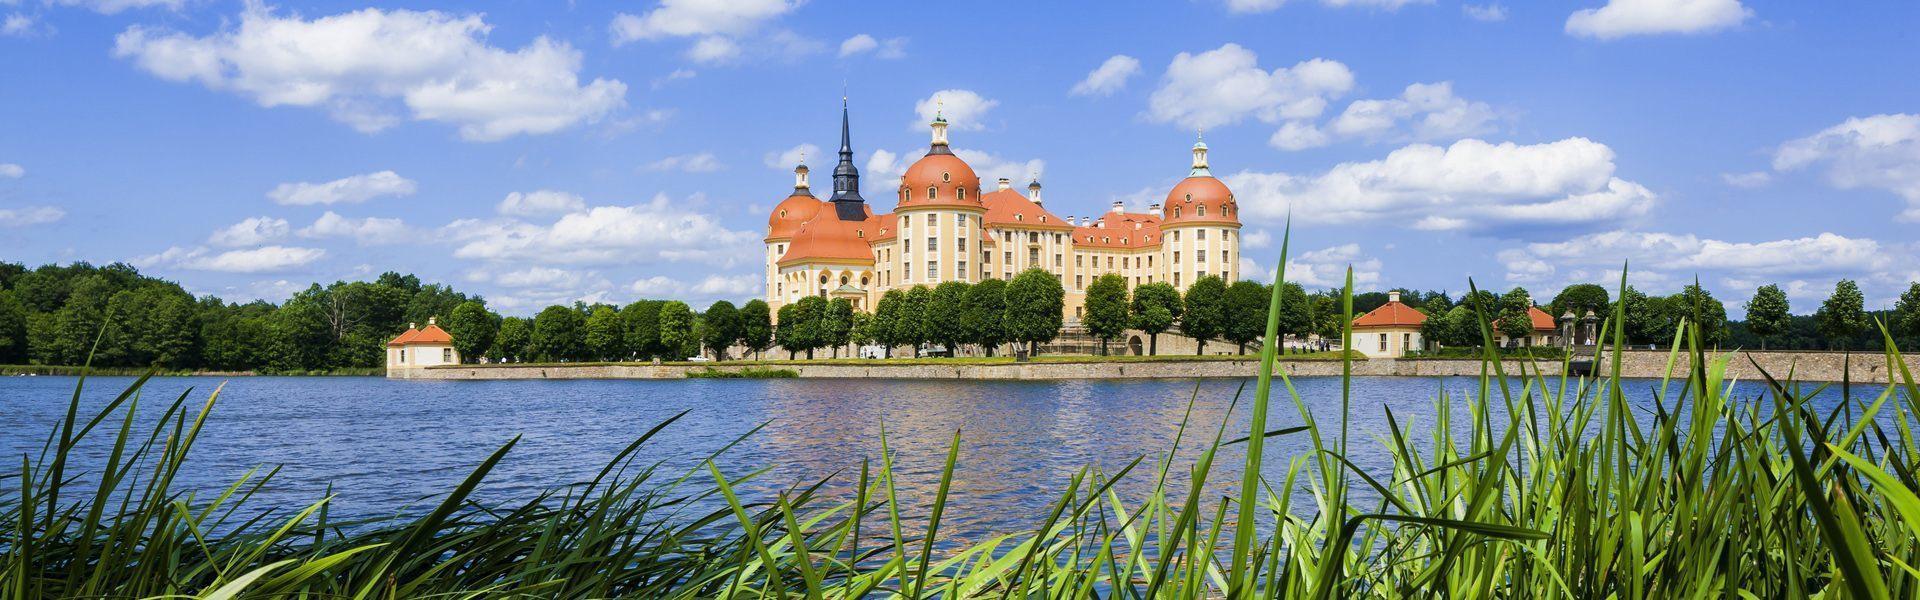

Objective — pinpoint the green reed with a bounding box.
[5,240,1919,598]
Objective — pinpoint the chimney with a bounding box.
[1148,203,1162,218]
[1110,201,1124,214]
[1388,291,1401,303]
[408,322,417,330]
[428,316,437,326]
[1028,179,1043,205]
[997,177,1011,191]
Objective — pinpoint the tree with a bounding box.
[1129,282,1180,355]
[778,296,828,359]
[1670,284,1727,347]
[925,281,971,355]
[529,305,586,362]
[1222,280,1270,354]
[823,298,854,358]
[1181,275,1228,354]
[1891,282,1920,346]
[584,306,625,361]
[960,279,1008,356]
[869,290,908,358]
[443,301,498,363]
[1496,287,1534,345]
[620,301,663,360]
[739,300,774,360]
[1083,274,1131,355]
[849,311,875,350]
[701,301,741,360]
[489,317,531,362]
[900,286,934,357]
[1550,284,1609,322]
[658,301,695,359]
[1004,269,1065,356]
[1815,279,1867,349]
[1743,284,1791,350]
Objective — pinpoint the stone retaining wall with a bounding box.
[397,349,1919,383]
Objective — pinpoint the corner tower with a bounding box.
[1158,133,1241,290]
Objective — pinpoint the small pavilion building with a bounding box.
[1352,291,1427,358]
[386,317,457,375]
[1495,304,1560,348]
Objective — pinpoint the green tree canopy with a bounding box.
[701,300,742,360]
[824,298,854,357]
[443,301,498,363]
[1743,284,1792,350]
[620,300,664,360]
[1550,284,1610,321]
[1181,275,1228,354]
[960,279,1008,355]
[1495,287,1535,344]
[1083,274,1131,355]
[925,281,971,354]
[1004,269,1065,356]
[529,306,586,362]
[657,301,695,359]
[738,299,774,359]
[1222,280,1270,354]
[1129,282,1181,355]
[1669,284,1728,347]
[583,305,626,361]
[1894,282,1920,345]
[899,286,934,357]
[869,289,908,358]
[489,317,531,363]
[1815,279,1867,349]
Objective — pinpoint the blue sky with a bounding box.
[0,0,1915,316]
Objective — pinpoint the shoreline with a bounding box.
[392,349,1919,384]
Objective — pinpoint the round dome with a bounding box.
[766,193,823,240]
[1161,176,1239,226]
[898,153,983,209]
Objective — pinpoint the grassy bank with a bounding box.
[6,246,1920,597]
[0,364,384,377]
[684,367,801,379]
[460,349,1362,370]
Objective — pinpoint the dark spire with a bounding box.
[829,96,866,218]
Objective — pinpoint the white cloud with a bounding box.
[1463,3,1508,21]
[629,273,760,302]
[1227,137,1655,235]
[610,0,794,43]
[1226,0,1431,12]
[645,152,723,173]
[1286,244,1383,288]
[209,216,289,247]
[1566,0,1752,40]
[1720,171,1771,188]
[685,35,740,64]
[268,171,416,206]
[954,149,1045,190]
[912,89,998,132]
[766,143,820,169]
[1270,121,1332,151]
[137,245,326,273]
[1499,231,1894,286]
[1147,44,1353,131]
[1242,229,1273,249]
[2,13,36,37]
[865,149,902,187]
[446,193,759,267]
[0,206,64,227]
[0,163,22,178]
[1772,113,1920,221]
[497,190,586,216]
[1071,55,1141,97]
[296,211,413,245]
[650,68,697,89]
[472,266,589,289]
[1324,81,1498,144]
[114,6,627,141]
[838,33,905,59]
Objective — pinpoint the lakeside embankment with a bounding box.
[394,349,1920,383]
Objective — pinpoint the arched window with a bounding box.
[1197,205,1206,217]
[840,275,849,285]
[957,187,966,201]
[927,186,937,200]
[818,274,828,284]
[1173,207,1182,218]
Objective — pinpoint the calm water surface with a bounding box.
[0,374,1854,546]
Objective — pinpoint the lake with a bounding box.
[0,373,1855,547]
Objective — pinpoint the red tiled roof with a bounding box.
[387,323,453,346]
[386,328,419,346]
[1490,306,1558,332]
[897,153,984,209]
[765,192,822,241]
[778,204,878,266]
[1353,301,1428,328]
[1161,176,1240,227]
[1073,212,1162,249]
[982,188,1073,230]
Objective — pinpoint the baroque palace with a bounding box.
[764,102,1242,321]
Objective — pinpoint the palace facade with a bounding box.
[764,103,1242,322]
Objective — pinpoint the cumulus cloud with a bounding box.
[497,190,586,216]
[1070,55,1141,97]
[766,143,820,169]
[0,206,65,227]
[1497,231,1896,288]
[2,14,37,37]
[0,163,23,178]
[1274,81,1497,150]
[862,147,1043,192]
[864,149,902,188]
[137,245,326,273]
[912,89,998,132]
[1463,3,1508,21]
[1566,0,1752,40]
[1721,171,1771,188]
[114,6,627,141]
[445,193,759,267]
[268,171,416,206]
[1147,44,1353,131]
[838,33,905,59]
[53,0,184,14]
[1226,137,1655,235]
[470,266,592,289]
[296,211,412,245]
[209,216,289,247]
[1226,0,1432,12]
[1772,113,1920,221]
[610,0,813,65]
[1284,244,1383,288]
[630,273,760,302]
[645,152,723,173]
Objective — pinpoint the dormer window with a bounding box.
[1015,214,1023,221]
[1197,205,1206,217]
[957,187,966,201]
[927,186,937,200]
[1039,215,1047,223]
[779,209,788,218]
[1173,207,1182,218]
[857,230,864,238]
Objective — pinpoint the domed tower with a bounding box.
[1158,133,1241,290]
[893,106,986,285]
[765,159,821,307]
